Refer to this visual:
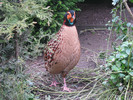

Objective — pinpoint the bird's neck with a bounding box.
[63,19,75,26]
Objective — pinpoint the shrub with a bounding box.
[0,59,34,100]
[107,0,133,42]
[0,0,52,99]
[104,41,133,92]
[0,0,52,61]
[32,0,85,54]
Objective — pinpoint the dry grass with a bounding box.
[30,64,108,100]
[30,66,133,100]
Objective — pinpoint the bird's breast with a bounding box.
[45,25,80,74]
[56,25,80,61]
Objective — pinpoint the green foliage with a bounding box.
[0,0,52,99]
[0,0,52,37]
[103,41,133,92]
[112,0,119,6]
[112,0,133,5]
[102,0,133,97]
[130,0,133,3]
[0,0,52,61]
[33,0,84,39]
[107,3,133,41]
[0,59,35,100]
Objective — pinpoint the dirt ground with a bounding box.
[25,2,133,99]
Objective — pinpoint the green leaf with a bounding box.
[112,0,119,5]
[120,26,125,30]
[102,81,107,85]
[112,16,119,22]
[118,86,124,92]
[127,23,131,27]
[0,39,5,43]
[108,56,115,62]
[124,75,130,82]
[58,1,62,5]
[129,72,133,76]
[129,0,133,3]
[119,73,125,78]
[122,60,126,64]
[129,61,133,68]
[75,8,81,11]
[121,64,125,70]
[116,61,121,67]
[112,65,120,71]
[131,57,133,60]
[106,62,112,67]
[112,78,118,83]
[121,53,128,58]
[126,48,130,55]
[111,74,117,79]
[116,53,121,58]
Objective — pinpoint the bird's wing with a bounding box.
[44,26,64,62]
[44,33,62,63]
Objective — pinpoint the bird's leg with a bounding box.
[62,78,71,92]
[49,74,59,87]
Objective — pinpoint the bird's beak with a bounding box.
[70,15,75,23]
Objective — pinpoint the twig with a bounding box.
[85,74,108,99]
[125,79,130,100]
[73,78,99,98]
[123,0,133,19]
[98,88,117,100]
[71,74,105,80]
[33,86,91,94]
[119,89,126,100]
[85,80,99,99]
[81,47,99,55]
[109,90,117,100]
[106,27,112,60]
[80,28,107,34]
[127,43,133,70]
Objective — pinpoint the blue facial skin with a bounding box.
[68,20,74,25]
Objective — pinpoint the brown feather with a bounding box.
[44,25,80,76]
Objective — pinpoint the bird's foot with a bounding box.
[62,86,71,92]
[49,81,59,87]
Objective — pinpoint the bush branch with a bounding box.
[123,0,133,19]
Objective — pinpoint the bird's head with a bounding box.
[64,10,76,26]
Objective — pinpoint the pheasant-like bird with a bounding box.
[44,10,80,92]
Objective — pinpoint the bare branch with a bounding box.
[123,0,133,19]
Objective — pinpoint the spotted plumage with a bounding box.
[44,26,64,69]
